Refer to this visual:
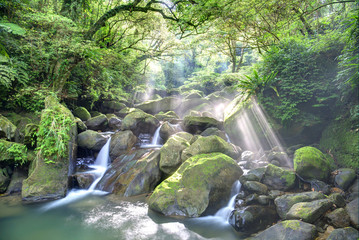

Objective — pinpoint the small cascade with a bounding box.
[139,125,163,148]
[225,133,232,143]
[40,138,111,212]
[214,180,241,222]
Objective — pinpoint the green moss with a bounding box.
[282,220,301,230]
[320,120,359,170]
[0,140,29,165]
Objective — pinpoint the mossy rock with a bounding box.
[109,130,137,159]
[319,119,359,169]
[116,107,143,118]
[77,130,108,151]
[183,116,222,134]
[73,107,91,121]
[262,164,296,191]
[0,114,17,140]
[286,199,333,223]
[148,152,243,217]
[135,97,181,115]
[0,139,33,165]
[85,114,108,131]
[200,127,227,141]
[121,111,159,136]
[293,146,331,181]
[159,134,191,175]
[177,98,210,118]
[327,227,359,240]
[274,191,326,219]
[101,101,127,113]
[22,96,77,203]
[74,118,87,133]
[334,168,357,191]
[248,220,317,240]
[181,135,239,161]
[154,111,179,122]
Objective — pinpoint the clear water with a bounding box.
[0,194,241,240]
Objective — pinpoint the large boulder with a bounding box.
[22,96,77,202]
[177,98,210,117]
[148,153,243,217]
[159,134,191,175]
[121,110,159,136]
[109,130,137,159]
[73,107,91,121]
[293,146,331,181]
[248,220,317,240]
[200,127,227,141]
[326,208,351,228]
[77,130,109,151]
[0,114,17,140]
[108,116,122,131]
[345,198,359,228]
[183,116,222,134]
[334,168,356,191]
[85,114,108,131]
[135,97,181,115]
[286,199,333,223]
[154,111,179,122]
[274,191,326,219]
[101,101,127,113]
[262,164,296,191]
[229,205,278,234]
[159,122,182,142]
[326,227,359,240]
[181,135,239,161]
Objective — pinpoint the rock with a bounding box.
[135,97,181,115]
[177,98,210,117]
[248,220,317,240]
[267,151,291,167]
[159,122,181,142]
[101,101,126,113]
[200,127,227,141]
[229,205,278,234]
[23,123,38,148]
[326,208,351,228]
[334,168,356,191]
[293,146,330,181]
[345,198,359,228]
[243,181,268,195]
[108,116,122,130]
[85,114,108,131]
[274,191,326,219]
[109,130,137,160]
[258,195,271,205]
[239,174,260,182]
[181,135,239,161]
[262,164,296,191]
[183,116,222,134]
[326,227,359,240]
[73,173,95,189]
[90,111,101,117]
[241,151,254,161]
[0,168,10,193]
[121,110,159,136]
[0,114,17,140]
[159,134,191,175]
[22,96,77,202]
[106,149,162,197]
[154,111,179,122]
[0,140,32,164]
[73,107,91,121]
[78,130,109,151]
[148,153,243,217]
[348,179,359,193]
[184,91,203,100]
[286,199,333,223]
[268,190,285,199]
[75,118,87,133]
[247,167,266,181]
[328,193,346,208]
[6,168,27,194]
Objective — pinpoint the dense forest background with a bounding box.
[0,0,358,166]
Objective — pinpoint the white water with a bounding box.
[214,180,241,221]
[40,138,111,212]
[140,125,163,148]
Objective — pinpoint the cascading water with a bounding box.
[139,125,163,148]
[214,180,241,222]
[40,138,111,211]
[151,125,162,145]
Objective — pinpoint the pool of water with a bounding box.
[0,194,242,240]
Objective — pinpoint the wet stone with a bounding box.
[328,193,346,208]
[325,208,351,228]
[326,227,359,240]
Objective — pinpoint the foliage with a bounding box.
[6,86,49,112]
[236,69,278,101]
[35,105,74,164]
[0,140,28,166]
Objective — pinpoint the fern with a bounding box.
[0,64,15,87]
[0,58,29,88]
[0,22,26,36]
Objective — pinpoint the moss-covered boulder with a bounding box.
[135,97,181,115]
[108,116,122,130]
[116,107,142,118]
[334,168,357,191]
[148,153,243,217]
[101,101,127,113]
[75,117,87,133]
[286,199,333,223]
[327,227,359,240]
[248,220,317,240]
[181,135,239,161]
[274,191,326,219]
[262,164,296,191]
[293,147,331,181]
[85,114,108,131]
[159,134,191,175]
[345,198,359,228]
[242,181,268,195]
[77,130,108,151]
[109,130,137,159]
[73,107,91,121]
[177,98,210,117]
[0,114,17,140]
[183,116,222,134]
[0,140,33,165]
[154,111,179,122]
[200,127,227,141]
[159,122,182,142]
[326,208,351,228]
[121,110,159,135]
[22,96,77,202]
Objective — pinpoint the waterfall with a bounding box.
[214,180,241,222]
[139,125,162,148]
[151,125,162,145]
[40,138,111,212]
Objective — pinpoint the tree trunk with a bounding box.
[293,8,314,36]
